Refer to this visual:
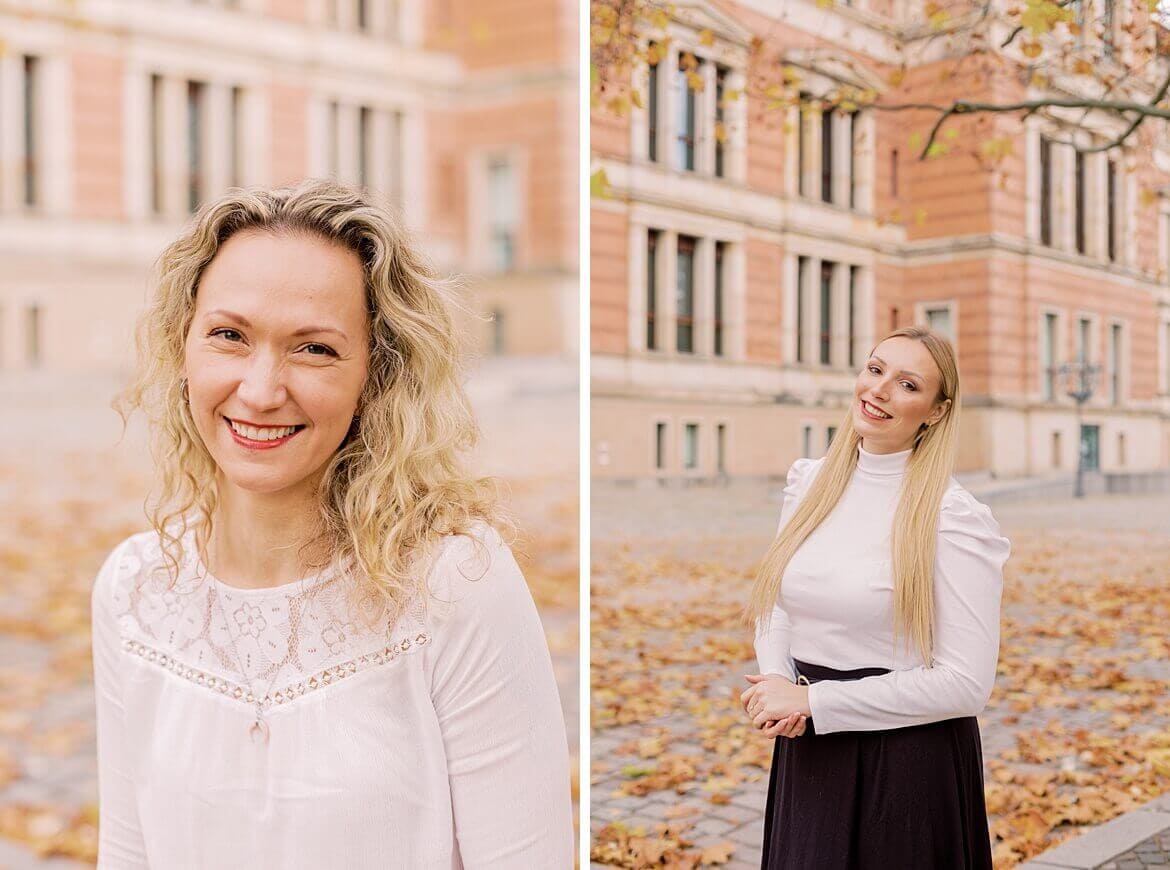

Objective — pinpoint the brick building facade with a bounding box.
[0,0,577,377]
[591,0,1170,481]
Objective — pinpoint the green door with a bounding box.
[1080,424,1100,472]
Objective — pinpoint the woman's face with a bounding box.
[183,229,370,498]
[853,336,950,454]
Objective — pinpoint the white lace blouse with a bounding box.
[753,445,1011,735]
[90,522,574,869]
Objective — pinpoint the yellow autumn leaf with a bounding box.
[631,88,644,109]
[593,4,617,27]
[686,71,704,92]
[698,28,715,46]
[590,167,612,199]
[1022,39,1043,58]
[1148,748,1170,777]
[889,68,906,87]
[700,841,736,864]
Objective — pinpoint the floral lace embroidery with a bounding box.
[109,530,432,711]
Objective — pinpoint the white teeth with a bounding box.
[228,420,298,441]
[863,401,891,419]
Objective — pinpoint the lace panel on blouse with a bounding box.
[108,532,430,712]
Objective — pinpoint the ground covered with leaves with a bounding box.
[589,482,1170,869]
[0,366,580,865]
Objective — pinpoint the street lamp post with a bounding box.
[1050,361,1101,499]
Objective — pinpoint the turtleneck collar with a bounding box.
[857,442,912,476]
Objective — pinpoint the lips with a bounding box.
[860,399,893,421]
[223,416,306,450]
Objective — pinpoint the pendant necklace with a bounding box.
[208,576,287,745]
[199,552,317,746]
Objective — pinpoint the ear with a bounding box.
[927,397,951,427]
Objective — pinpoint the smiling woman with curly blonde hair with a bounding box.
[91,180,574,868]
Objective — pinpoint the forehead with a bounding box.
[194,229,367,328]
[871,337,940,383]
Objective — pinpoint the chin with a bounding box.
[222,472,304,496]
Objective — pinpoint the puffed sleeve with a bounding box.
[91,539,150,868]
[754,458,819,681]
[807,486,1010,734]
[423,525,575,869]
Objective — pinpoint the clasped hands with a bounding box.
[740,673,811,739]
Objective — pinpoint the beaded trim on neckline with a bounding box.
[122,632,431,712]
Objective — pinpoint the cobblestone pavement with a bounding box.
[0,360,579,866]
[1099,828,1170,869]
[590,481,1170,869]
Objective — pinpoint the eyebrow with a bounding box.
[870,356,925,381]
[204,309,348,341]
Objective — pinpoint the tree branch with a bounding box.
[1075,63,1170,153]
[872,97,1170,158]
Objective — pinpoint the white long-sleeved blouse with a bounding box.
[753,444,1011,735]
[91,521,574,869]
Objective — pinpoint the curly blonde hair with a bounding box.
[115,179,502,624]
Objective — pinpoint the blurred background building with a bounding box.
[0,0,578,377]
[591,0,1170,483]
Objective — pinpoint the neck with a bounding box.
[205,474,329,589]
[859,436,914,455]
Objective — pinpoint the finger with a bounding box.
[753,709,778,728]
[739,686,755,707]
[744,674,767,684]
[762,718,788,738]
[767,715,795,739]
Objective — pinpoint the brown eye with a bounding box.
[301,343,337,357]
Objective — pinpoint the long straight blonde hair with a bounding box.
[747,326,961,666]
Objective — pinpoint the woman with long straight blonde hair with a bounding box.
[740,326,1010,869]
[90,180,574,868]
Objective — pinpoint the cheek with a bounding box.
[895,394,931,421]
[185,355,236,407]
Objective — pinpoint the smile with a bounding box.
[860,400,893,421]
[223,417,306,449]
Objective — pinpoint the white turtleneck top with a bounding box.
[90,522,574,869]
[753,444,1011,735]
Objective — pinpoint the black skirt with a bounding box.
[760,659,993,870]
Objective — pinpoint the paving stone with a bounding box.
[592,483,1170,868]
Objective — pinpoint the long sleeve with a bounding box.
[91,541,149,869]
[753,457,817,681]
[425,527,575,869]
[807,487,1010,734]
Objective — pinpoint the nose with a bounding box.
[235,352,289,411]
[869,374,892,402]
